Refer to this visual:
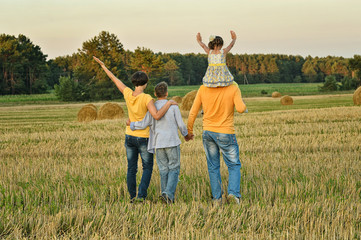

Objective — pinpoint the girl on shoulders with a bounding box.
[197,30,237,87]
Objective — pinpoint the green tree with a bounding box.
[349,55,361,87]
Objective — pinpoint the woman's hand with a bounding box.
[196,32,202,42]
[230,30,237,40]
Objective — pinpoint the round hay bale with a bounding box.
[272,91,282,98]
[181,90,198,111]
[353,86,361,106]
[280,95,293,105]
[98,102,125,120]
[171,96,183,104]
[84,103,97,110]
[77,105,97,122]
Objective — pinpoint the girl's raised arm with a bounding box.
[223,30,237,55]
[196,33,210,54]
[93,56,127,94]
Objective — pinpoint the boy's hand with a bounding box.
[230,30,237,40]
[126,118,131,126]
[93,56,105,66]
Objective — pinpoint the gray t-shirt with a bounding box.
[130,99,188,153]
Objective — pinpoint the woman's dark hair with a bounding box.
[208,36,224,50]
[154,81,168,98]
[131,71,149,86]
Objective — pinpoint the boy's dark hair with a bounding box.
[154,81,168,98]
[131,71,149,87]
[208,36,224,50]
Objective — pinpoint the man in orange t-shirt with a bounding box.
[187,83,247,204]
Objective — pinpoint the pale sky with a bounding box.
[1,0,361,60]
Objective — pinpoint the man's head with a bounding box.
[131,71,149,87]
[154,81,168,98]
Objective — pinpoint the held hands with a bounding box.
[126,118,131,126]
[93,56,105,66]
[184,134,194,142]
[230,30,237,40]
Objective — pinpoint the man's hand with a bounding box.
[126,118,131,126]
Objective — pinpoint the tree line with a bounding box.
[1,31,360,100]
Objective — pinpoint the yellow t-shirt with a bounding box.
[124,87,153,138]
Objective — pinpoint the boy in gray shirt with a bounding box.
[128,82,191,203]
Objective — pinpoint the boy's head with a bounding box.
[131,71,148,87]
[154,81,168,98]
[208,36,224,50]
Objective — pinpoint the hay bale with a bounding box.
[77,105,97,122]
[280,95,293,105]
[84,103,97,110]
[353,86,361,106]
[181,90,198,111]
[171,96,183,104]
[98,102,125,120]
[272,91,282,98]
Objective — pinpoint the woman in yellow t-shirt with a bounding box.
[94,56,177,202]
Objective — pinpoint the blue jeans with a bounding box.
[155,145,180,201]
[202,130,241,199]
[125,135,154,200]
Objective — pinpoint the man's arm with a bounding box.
[93,56,127,94]
[234,87,247,113]
[130,111,153,131]
[187,89,202,136]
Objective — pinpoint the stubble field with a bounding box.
[0,96,361,239]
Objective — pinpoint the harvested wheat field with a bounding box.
[0,97,360,239]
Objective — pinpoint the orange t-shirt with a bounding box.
[187,84,246,135]
[124,87,153,138]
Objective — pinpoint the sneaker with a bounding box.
[227,194,240,204]
[160,193,173,204]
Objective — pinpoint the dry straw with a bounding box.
[171,96,183,104]
[353,86,361,105]
[180,90,198,111]
[280,95,293,105]
[272,91,282,98]
[77,105,97,122]
[98,103,125,120]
